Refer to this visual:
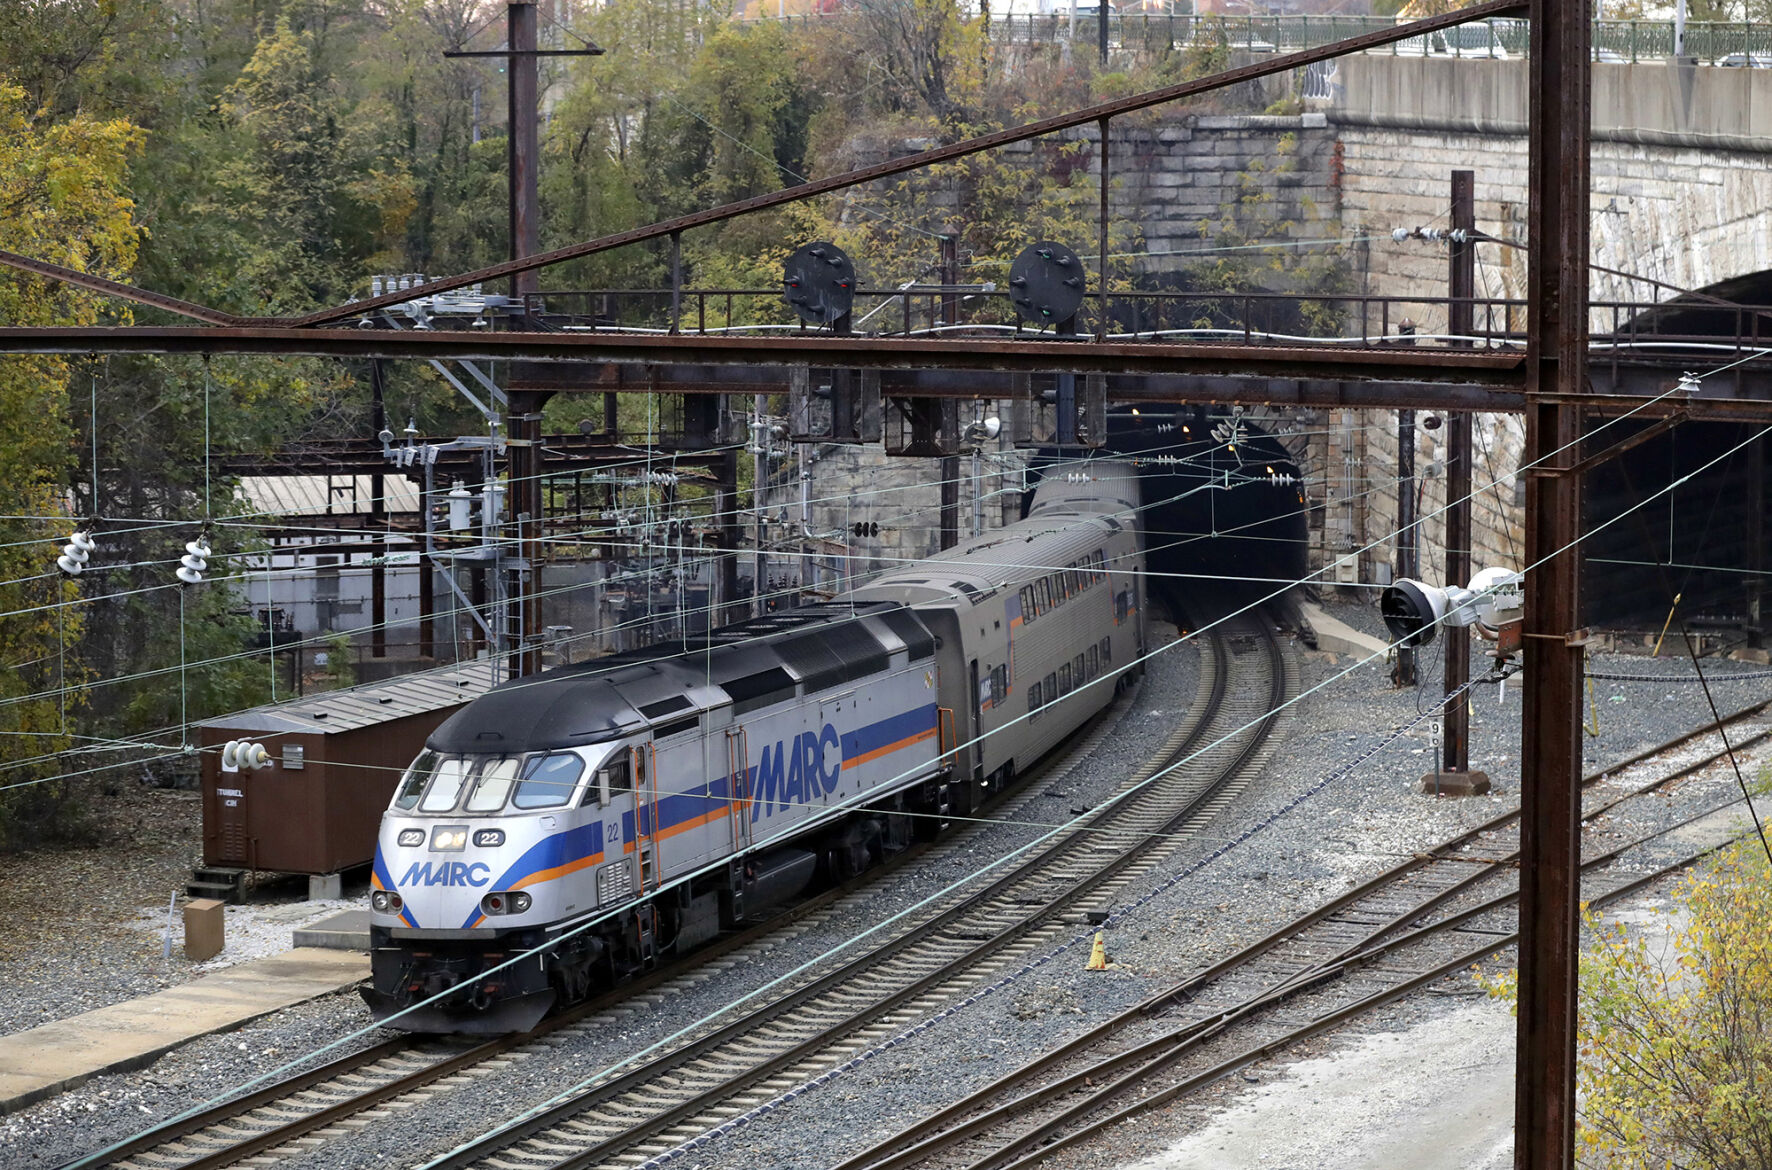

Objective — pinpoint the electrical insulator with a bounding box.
[57,530,96,575]
[851,522,880,538]
[448,481,474,531]
[221,739,272,771]
[177,537,211,585]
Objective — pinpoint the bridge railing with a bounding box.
[741,12,1772,67]
[531,288,1772,365]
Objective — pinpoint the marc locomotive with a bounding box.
[364,462,1145,1032]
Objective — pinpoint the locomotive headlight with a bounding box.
[372,890,391,912]
[431,826,468,851]
[480,890,530,916]
[397,829,425,847]
[473,829,505,847]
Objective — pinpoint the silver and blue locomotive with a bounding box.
[364,462,1145,1032]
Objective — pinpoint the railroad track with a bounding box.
[67,616,1190,1170]
[412,605,1293,1170]
[836,701,1772,1170]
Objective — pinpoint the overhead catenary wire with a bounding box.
[0,389,1687,771]
[58,368,1749,1169]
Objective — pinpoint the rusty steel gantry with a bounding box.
[5,1,1766,1165]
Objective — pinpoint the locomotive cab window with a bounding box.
[465,757,522,812]
[599,755,634,803]
[394,750,437,809]
[416,756,472,812]
[515,753,584,810]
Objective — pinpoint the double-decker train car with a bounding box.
[363,461,1145,1032]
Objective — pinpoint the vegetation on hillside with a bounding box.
[0,0,1339,845]
[1484,840,1772,1168]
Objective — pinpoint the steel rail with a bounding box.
[424,604,1290,1170]
[838,701,1772,1170]
[68,848,946,1170]
[983,823,1746,1170]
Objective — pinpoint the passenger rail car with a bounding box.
[364,462,1145,1032]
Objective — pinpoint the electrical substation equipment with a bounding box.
[177,537,212,585]
[57,530,96,575]
[447,481,475,531]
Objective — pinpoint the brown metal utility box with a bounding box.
[197,661,501,876]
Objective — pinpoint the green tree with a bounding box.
[0,81,143,845]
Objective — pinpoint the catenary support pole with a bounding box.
[940,233,962,551]
[1394,406,1417,687]
[1518,3,1589,1169]
[506,0,543,677]
[1444,170,1476,773]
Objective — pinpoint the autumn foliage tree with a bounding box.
[0,82,142,843]
[1574,843,1772,1169]
[1486,840,1772,1169]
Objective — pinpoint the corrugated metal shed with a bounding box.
[237,475,421,517]
[197,659,502,736]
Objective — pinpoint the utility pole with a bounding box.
[1518,3,1589,1168]
[754,393,768,617]
[939,233,962,551]
[1442,170,1478,780]
[445,4,601,679]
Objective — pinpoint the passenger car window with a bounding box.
[418,756,471,812]
[516,753,584,809]
[1028,680,1042,717]
[1059,663,1072,695]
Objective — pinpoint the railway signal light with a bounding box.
[57,530,96,575]
[177,537,211,584]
